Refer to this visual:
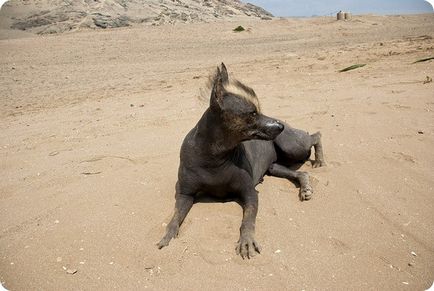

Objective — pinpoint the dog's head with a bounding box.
[209,63,284,141]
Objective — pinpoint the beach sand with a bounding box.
[1,14,434,290]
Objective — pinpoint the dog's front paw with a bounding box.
[312,160,326,168]
[300,185,313,201]
[157,236,171,249]
[157,228,178,249]
[235,235,262,259]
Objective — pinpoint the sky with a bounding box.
[248,0,434,17]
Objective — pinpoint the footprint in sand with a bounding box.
[328,237,352,254]
[391,151,416,163]
[363,111,377,115]
[386,103,412,110]
[78,155,144,175]
[326,161,342,167]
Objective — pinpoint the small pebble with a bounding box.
[411,251,417,257]
[417,131,424,134]
[408,262,414,267]
[66,269,77,275]
[274,249,282,254]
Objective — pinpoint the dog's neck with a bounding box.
[195,108,241,160]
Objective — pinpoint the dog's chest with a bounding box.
[241,140,277,185]
[197,167,237,196]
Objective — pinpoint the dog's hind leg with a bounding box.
[268,163,313,201]
[311,132,326,168]
[157,193,194,249]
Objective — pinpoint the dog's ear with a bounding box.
[220,63,229,84]
[210,67,225,110]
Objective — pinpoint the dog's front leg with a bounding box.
[157,192,194,249]
[236,188,262,259]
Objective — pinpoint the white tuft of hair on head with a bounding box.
[223,80,261,112]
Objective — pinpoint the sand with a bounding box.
[0,14,434,290]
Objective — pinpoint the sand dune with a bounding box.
[0,13,433,290]
[0,0,272,35]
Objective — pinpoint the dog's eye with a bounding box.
[250,111,257,117]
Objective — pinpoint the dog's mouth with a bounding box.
[252,132,275,140]
[251,129,283,140]
[244,117,284,141]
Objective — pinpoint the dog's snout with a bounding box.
[254,116,284,140]
[277,121,284,131]
[266,120,284,132]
